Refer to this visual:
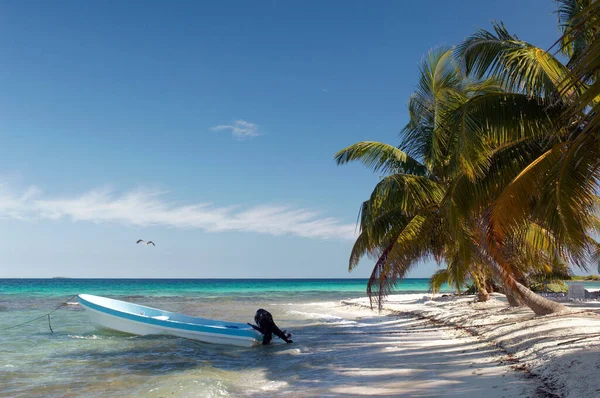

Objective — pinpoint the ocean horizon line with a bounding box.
[0,277,429,280]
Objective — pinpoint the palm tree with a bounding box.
[335,48,567,312]
[335,49,474,307]
[336,30,593,314]
[448,0,600,313]
[558,0,600,197]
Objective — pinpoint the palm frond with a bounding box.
[536,132,600,263]
[366,210,441,309]
[489,144,563,240]
[445,138,548,222]
[558,1,600,134]
[429,269,450,294]
[366,174,444,218]
[456,22,572,97]
[349,208,410,271]
[445,92,563,180]
[334,141,426,175]
[557,0,596,59]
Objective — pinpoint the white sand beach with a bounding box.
[276,302,535,397]
[334,293,600,397]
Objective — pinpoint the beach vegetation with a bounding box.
[335,49,541,308]
[570,274,600,281]
[448,0,600,312]
[529,281,569,294]
[336,0,600,315]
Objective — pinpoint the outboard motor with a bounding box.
[248,309,293,345]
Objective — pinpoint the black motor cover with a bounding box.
[249,309,293,345]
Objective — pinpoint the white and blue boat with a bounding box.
[78,294,263,347]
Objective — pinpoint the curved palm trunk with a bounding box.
[490,262,565,315]
[489,261,524,306]
[504,287,525,307]
[510,277,566,315]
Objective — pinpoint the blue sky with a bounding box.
[0,1,563,278]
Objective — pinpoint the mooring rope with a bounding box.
[1,294,79,333]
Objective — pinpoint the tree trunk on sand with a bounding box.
[504,287,525,307]
[474,274,490,302]
[490,263,566,315]
[510,277,567,315]
[477,287,490,302]
[489,263,524,307]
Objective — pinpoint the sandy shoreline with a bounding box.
[289,302,534,397]
[5,292,600,397]
[339,293,600,397]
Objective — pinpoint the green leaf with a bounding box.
[334,141,426,176]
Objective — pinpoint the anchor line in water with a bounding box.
[1,294,78,333]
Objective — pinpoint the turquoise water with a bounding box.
[3,278,600,397]
[0,278,437,397]
[0,278,434,297]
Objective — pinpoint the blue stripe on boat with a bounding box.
[78,295,259,339]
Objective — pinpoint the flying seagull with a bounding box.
[136,239,155,246]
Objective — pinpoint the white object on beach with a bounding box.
[567,282,586,300]
[78,294,262,347]
[136,239,155,246]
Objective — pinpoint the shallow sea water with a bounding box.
[0,279,434,397]
[3,279,599,397]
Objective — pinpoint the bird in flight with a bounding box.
[136,239,155,246]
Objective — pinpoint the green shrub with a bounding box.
[530,281,568,293]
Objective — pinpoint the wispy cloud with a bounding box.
[0,185,356,240]
[211,120,261,140]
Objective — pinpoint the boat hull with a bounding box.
[78,294,262,347]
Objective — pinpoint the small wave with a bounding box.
[273,301,341,307]
[68,334,102,340]
[288,310,343,320]
[332,319,358,326]
[302,301,340,306]
[260,381,288,392]
[287,310,352,323]
[65,302,79,306]
[274,348,303,356]
[68,333,142,340]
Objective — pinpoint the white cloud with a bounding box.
[211,120,261,140]
[0,185,356,240]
